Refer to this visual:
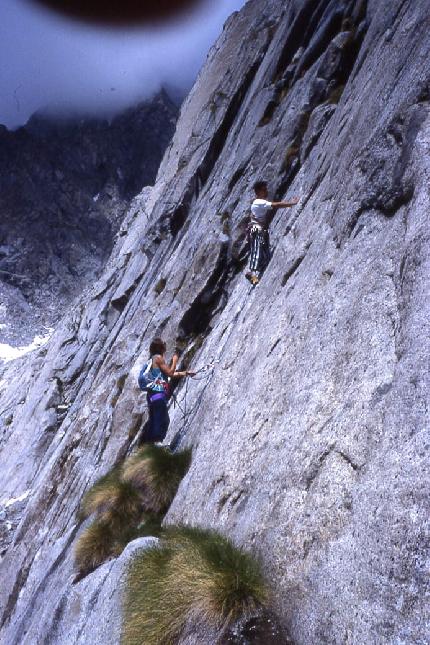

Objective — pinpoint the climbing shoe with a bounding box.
[245,272,260,286]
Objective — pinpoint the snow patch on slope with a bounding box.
[0,330,53,363]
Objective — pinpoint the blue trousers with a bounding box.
[143,396,170,443]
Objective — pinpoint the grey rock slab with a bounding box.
[301,103,336,163]
[1,536,157,645]
[0,490,31,562]
[52,537,158,645]
[0,1,429,644]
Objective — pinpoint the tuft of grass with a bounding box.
[78,468,121,520]
[168,526,268,620]
[74,521,116,574]
[75,447,192,576]
[282,144,300,171]
[78,468,142,529]
[122,445,192,514]
[220,211,231,236]
[325,84,345,105]
[122,526,269,645]
[154,278,167,295]
[75,514,165,575]
[135,514,164,539]
[110,514,165,558]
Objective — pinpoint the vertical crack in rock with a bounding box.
[168,58,265,239]
[176,242,230,350]
[273,0,331,81]
[281,254,307,287]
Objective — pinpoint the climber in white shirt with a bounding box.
[246,180,299,286]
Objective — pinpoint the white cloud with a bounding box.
[0,0,246,128]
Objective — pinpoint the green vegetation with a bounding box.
[74,446,191,576]
[220,211,231,236]
[325,84,345,105]
[122,526,269,645]
[111,374,127,408]
[122,445,192,514]
[78,467,123,521]
[74,520,115,573]
[154,278,167,295]
[282,144,300,171]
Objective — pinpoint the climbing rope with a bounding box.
[170,359,219,450]
[169,307,243,450]
[189,359,220,380]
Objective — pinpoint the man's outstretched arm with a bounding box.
[271,197,300,209]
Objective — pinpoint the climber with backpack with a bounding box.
[246,180,299,286]
[138,337,195,444]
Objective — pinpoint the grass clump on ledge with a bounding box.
[122,445,192,514]
[79,469,142,529]
[74,520,116,574]
[154,277,167,295]
[282,144,300,171]
[122,526,269,645]
[74,446,191,577]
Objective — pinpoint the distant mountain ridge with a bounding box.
[0,90,177,346]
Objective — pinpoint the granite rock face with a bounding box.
[48,537,157,645]
[0,91,177,346]
[0,1,429,644]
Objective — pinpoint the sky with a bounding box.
[0,0,246,129]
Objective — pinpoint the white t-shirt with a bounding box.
[251,199,273,227]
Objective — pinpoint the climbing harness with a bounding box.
[148,392,167,403]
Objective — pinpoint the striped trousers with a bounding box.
[249,225,270,277]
